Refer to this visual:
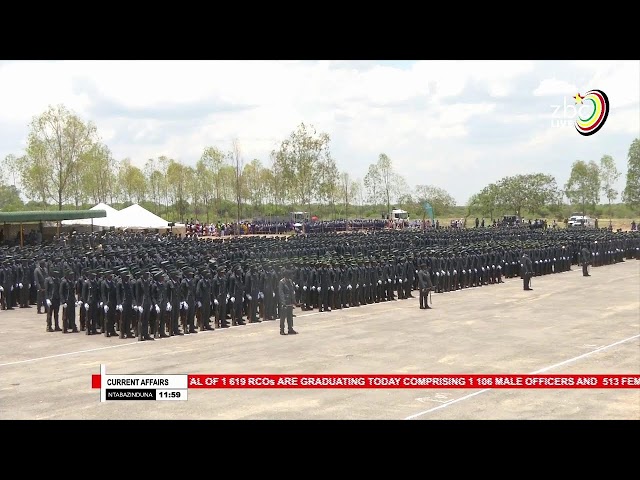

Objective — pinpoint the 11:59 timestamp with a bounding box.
[156,389,188,401]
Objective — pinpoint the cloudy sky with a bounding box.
[0,60,638,205]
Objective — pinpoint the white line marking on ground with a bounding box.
[0,306,372,367]
[404,333,640,420]
[0,341,139,366]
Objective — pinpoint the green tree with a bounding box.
[157,156,172,217]
[363,163,381,208]
[200,146,226,215]
[622,138,640,211]
[23,104,98,210]
[144,158,164,214]
[497,173,560,218]
[3,154,20,186]
[230,138,244,233]
[273,123,332,213]
[268,150,287,213]
[17,151,48,208]
[242,159,265,211]
[166,160,188,222]
[414,184,457,219]
[0,183,24,211]
[564,160,601,215]
[339,172,356,218]
[118,158,146,204]
[195,157,214,223]
[377,153,397,215]
[82,143,116,206]
[599,154,621,222]
[353,178,364,218]
[317,156,339,218]
[218,165,236,203]
[471,183,501,221]
[184,166,199,220]
[465,193,480,226]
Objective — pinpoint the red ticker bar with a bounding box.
[187,374,640,389]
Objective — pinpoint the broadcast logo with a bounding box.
[551,89,609,136]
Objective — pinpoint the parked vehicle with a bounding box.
[568,214,595,228]
[388,208,409,228]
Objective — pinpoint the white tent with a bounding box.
[114,203,170,230]
[61,202,122,227]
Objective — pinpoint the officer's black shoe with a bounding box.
[54,327,62,331]
[280,331,286,335]
[288,330,298,335]
[220,323,230,328]
[189,328,198,334]
[160,333,170,338]
[144,336,154,341]
[426,306,432,309]
[46,327,54,332]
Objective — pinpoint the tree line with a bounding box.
[1,104,639,223]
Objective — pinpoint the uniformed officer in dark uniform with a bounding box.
[34,259,47,314]
[101,270,118,337]
[580,245,592,276]
[418,263,433,309]
[116,269,136,338]
[520,252,534,291]
[278,269,297,335]
[213,265,230,328]
[60,268,78,332]
[44,268,62,331]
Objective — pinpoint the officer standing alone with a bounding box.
[521,253,534,291]
[418,263,433,309]
[580,246,592,277]
[278,269,297,335]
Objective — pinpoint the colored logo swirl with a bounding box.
[575,89,609,136]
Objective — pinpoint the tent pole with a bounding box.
[20,223,24,248]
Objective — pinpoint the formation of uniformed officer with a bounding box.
[2,227,639,338]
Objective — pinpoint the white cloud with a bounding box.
[0,60,638,206]
[533,78,578,96]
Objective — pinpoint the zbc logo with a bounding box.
[551,89,610,136]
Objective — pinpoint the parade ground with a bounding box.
[1,260,638,420]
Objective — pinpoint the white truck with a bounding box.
[389,209,409,228]
[567,214,595,228]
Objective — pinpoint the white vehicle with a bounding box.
[389,208,409,227]
[568,214,595,228]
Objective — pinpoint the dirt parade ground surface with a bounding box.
[1,260,638,420]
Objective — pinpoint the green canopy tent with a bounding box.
[0,210,106,247]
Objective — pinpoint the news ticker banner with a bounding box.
[92,366,640,401]
[93,365,188,402]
